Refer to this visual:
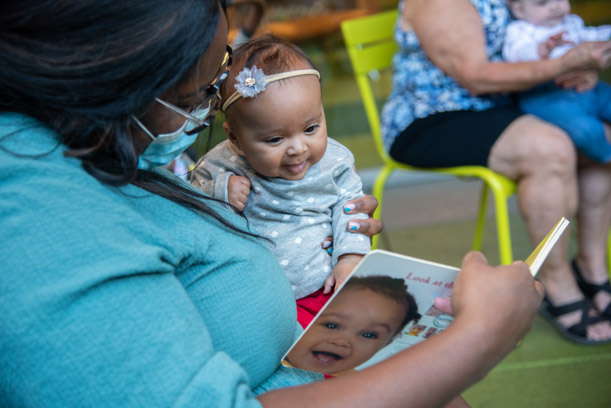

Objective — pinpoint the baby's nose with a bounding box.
[329,335,350,348]
[287,137,307,155]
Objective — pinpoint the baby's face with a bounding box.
[286,287,407,375]
[225,74,327,180]
[512,0,571,27]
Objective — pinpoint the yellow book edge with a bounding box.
[524,217,570,277]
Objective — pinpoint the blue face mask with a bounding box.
[137,106,210,170]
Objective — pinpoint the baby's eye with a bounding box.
[304,124,319,134]
[265,136,283,144]
[322,322,338,330]
[361,332,378,339]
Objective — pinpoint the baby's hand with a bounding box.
[538,31,572,59]
[227,175,251,211]
[323,254,363,294]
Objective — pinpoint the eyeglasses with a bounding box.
[134,44,233,140]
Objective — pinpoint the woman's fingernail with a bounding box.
[322,240,331,248]
[344,203,355,212]
[327,248,333,255]
[348,222,359,231]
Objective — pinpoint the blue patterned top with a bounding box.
[381,0,513,151]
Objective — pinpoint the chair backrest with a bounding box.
[340,10,398,164]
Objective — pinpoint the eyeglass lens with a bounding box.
[184,49,231,135]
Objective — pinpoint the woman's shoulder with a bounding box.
[0,113,62,157]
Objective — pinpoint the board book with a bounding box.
[281,217,569,375]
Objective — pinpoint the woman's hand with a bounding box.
[342,195,382,237]
[555,70,598,92]
[560,41,611,74]
[321,195,382,253]
[555,40,611,91]
[450,252,544,344]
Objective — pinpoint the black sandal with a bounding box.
[572,259,611,318]
[539,295,611,345]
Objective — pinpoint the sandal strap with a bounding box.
[570,300,607,337]
[580,278,611,298]
[542,296,608,338]
[572,259,611,298]
[543,297,588,317]
[593,280,611,294]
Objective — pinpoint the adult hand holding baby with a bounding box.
[343,195,382,236]
[554,40,611,92]
[562,40,611,70]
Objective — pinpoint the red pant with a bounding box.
[296,288,332,329]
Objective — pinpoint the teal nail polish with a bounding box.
[344,203,355,212]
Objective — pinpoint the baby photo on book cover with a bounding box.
[281,250,459,376]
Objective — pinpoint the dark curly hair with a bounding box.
[344,275,421,335]
[0,0,255,233]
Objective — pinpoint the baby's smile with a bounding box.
[311,350,344,365]
[282,160,308,176]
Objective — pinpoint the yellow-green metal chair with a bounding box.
[341,10,517,264]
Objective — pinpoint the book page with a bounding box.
[281,250,459,375]
[524,217,570,277]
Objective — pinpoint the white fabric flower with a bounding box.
[234,66,267,97]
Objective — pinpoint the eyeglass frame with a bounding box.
[133,44,233,140]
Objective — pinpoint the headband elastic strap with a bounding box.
[222,69,320,112]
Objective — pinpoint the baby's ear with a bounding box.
[224,122,244,154]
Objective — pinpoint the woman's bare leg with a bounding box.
[574,125,611,314]
[487,115,611,340]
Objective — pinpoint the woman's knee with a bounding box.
[489,116,577,177]
[528,122,576,167]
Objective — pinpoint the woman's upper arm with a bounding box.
[401,0,566,94]
[402,0,489,87]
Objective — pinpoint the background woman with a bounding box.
[382,0,611,344]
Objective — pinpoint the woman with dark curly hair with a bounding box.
[0,1,542,407]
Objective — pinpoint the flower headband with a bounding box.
[222,66,320,112]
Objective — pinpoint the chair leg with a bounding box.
[473,182,489,252]
[371,165,394,250]
[491,186,513,265]
[608,229,611,279]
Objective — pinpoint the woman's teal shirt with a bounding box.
[0,113,321,407]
